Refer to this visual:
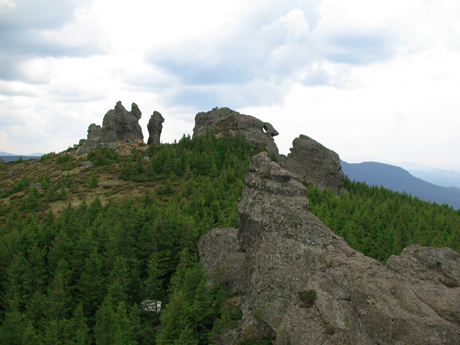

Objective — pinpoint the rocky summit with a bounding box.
[282,134,347,195]
[79,101,144,154]
[147,111,164,145]
[193,107,280,156]
[198,152,460,345]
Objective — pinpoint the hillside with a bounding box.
[1,104,459,344]
[341,160,460,209]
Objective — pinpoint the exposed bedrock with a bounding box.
[192,107,279,156]
[79,101,144,154]
[283,134,347,195]
[147,111,165,145]
[198,152,460,345]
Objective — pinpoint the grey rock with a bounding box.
[80,161,93,167]
[147,111,164,145]
[101,101,143,143]
[198,152,460,345]
[143,156,150,162]
[284,134,346,195]
[193,107,279,156]
[79,101,144,154]
[51,170,62,176]
[87,124,102,141]
[8,166,21,177]
[29,182,42,191]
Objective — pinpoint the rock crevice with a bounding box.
[198,152,460,345]
[193,107,279,156]
[79,101,144,154]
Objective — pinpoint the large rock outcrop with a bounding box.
[198,152,460,345]
[193,107,279,155]
[147,111,164,145]
[283,134,346,195]
[79,101,144,154]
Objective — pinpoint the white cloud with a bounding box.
[0,0,460,171]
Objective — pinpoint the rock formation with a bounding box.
[79,101,144,154]
[193,107,279,156]
[147,111,164,145]
[283,134,346,195]
[198,152,460,345]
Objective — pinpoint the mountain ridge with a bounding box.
[341,160,460,209]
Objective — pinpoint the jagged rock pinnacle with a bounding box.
[198,151,460,345]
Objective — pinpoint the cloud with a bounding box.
[0,0,105,83]
[316,31,397,65]
[143,0,402,110]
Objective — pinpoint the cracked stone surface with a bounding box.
[198,152,460,345]
[283,134,346,195]
[79,101,144,154]
[193,107,279,156]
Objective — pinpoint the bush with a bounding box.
[298,290,316,308]
[88,174,99,188]
[325,327,335,336]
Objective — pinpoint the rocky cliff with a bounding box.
[283,134,347,195]
[198,152,460,344]
[147,111,164,145]
[193,107,279,156]
[79,101,144,154]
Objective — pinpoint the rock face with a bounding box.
[79,101,143,154]
[283,134,346,195]
[193,107,279,155]
[147,111,164,145]
[198,152,460,345]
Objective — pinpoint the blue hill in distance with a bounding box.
[341,160,460,210]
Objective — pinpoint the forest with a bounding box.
[0,132,459,344]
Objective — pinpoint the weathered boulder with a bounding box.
[283,134,346,195]
[147,111,164,145]
[79,101,144,154]
[198,152,460,345]
[29,182,42,191]
[8,166,21,177]
[193,107,279,155]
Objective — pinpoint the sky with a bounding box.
[1,0,460,170]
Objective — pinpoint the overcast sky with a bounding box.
[1,0,459,170]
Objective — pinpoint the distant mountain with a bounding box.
[407,169,460,189]
[0,151,16,156]
[0,151,42,162]
[341,161,460,210]
[0,156,40,162]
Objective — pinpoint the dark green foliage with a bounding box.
[88,174,98,188]
[299,290,316,308]
[308,179,460,263]
[11,176,31,194]
[325,327,335,336]
[87,147,120,166]
[56,154,71,164]
[0,134,252,344]
[39,152,56,162]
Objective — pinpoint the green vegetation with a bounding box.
[0,132,252,344]
[307,179,460,263]
[87,147,120,166]
[298,290,317,308]
[1,129,460,344]
[325,327,335,336]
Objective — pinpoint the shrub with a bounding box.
[88,174,99,188]
[298,290,316,308]
[325,327,335,336]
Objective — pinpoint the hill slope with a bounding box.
[341,160,460,209]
